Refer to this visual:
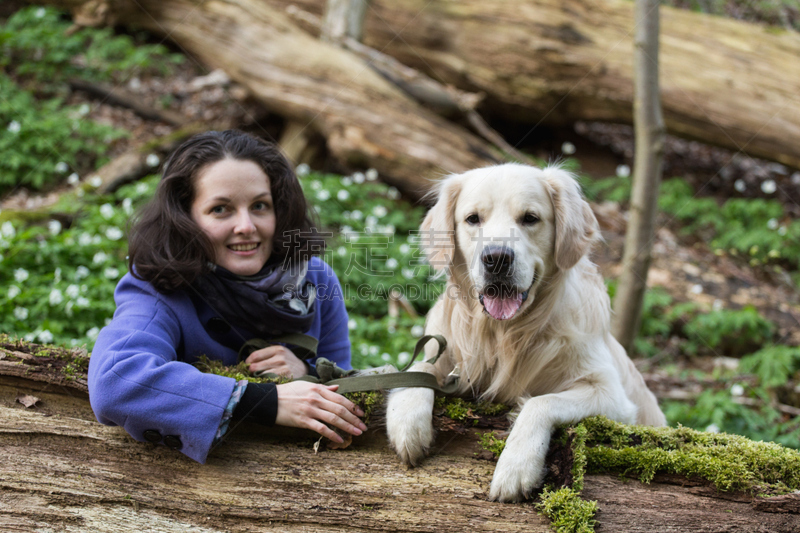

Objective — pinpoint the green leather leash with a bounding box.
[240,334,459,395]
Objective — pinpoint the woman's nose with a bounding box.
[233,210,256,234]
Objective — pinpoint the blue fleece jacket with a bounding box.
[88,257,351,463]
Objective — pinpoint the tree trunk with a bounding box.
[46,0,500,200]
[277,0,800,171]
[321,0,369,43]
[612,0,666,351]
[2,341,799,532]
[41,0,800,199]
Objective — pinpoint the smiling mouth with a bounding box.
[228,243,259,252]
[478,282,533,321]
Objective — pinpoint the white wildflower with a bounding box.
[365,168,379,181]
[734,179,746,193]
[7,120,20,134]
[761,180,776,194]
[23,333,36,342]
[104,267,120,279]
[92,235,102,245]
[411,324,424,337]
[66,284,80,299]
[54,267,61,283]
[348,319,357,331]
[352,172,365,184]
[296,163,310,177]
[337,189,350,201]
[337,246,347,256]
[135,182,149,195]
[402,268,415,280]
[792,172,800,186]
[778,226,787,236]
[14,268,29,282]
[315,189,330,201]
[690,284,703,294]
[38,330,54,344]
[128,77,142,91]
[66,300,73,316]
[1,221,16,238]
[100,203,115,220]
[387,187,400,200]
[48,219,62,236]
[561,142,576,155]
[365,215,378,229]
[55,161,69,173]
[712,299,724,311]
[8,286,21,299]
[105,227,123,241]
[350,210,363,220]
[616,164,631,178]
[93,251,108,265]
[49,289,63,306]
[122,197,133,215]
[310,180,322,190]
[76,188,85,197]
[86,327,100,340]
[359,344,369,356]
[381,352,391,362]
[76,296,90,308]
[369,345,379,356]
[705,423,720,434]
[372,205,388,218]
[397,352,411,365]
[399,243,410,255]
[35,7,46,18]
[730,384,745,397]
[13,307,28,321]
[386,258,399,270]
[146,154,160,167]
[78,233,92,246]
[340,176,353,187]
[78,103,91,116]
[89,176,103,188]
[767,218,779,230]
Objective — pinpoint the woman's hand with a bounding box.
[275,381,367,443]
[245,345,307,379]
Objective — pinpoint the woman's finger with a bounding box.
[245,345,282,364]
[322,385,365,417]
[316,401,366,435]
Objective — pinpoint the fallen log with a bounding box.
[2,338,799,532]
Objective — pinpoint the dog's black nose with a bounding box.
[481,246,515,275]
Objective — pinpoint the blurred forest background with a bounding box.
[1,0,799,448]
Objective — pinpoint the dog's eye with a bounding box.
[522,213,540,225]
[465,214,481,225]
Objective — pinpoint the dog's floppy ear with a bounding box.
[544,166,600,271]
[419,175,463,272]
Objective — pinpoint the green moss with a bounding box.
[192,355,288,384]
[434,397,509,423]
[536,487,597,533]
[344,391,383,424]
[581,416,800,494]
[478,431,506,459]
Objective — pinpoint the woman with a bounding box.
[88,130,366,463]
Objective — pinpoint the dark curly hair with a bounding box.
[128,130,320,292]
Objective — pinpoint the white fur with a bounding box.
[386,164,666,502]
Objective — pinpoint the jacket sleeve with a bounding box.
[88,280,236,464]
[314,262,352,370]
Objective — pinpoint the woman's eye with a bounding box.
[522,213,540,225]
[253,201,271,211]
[211,206,227,215]
[465,214,481,225]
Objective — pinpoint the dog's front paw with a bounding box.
[385,387,436,466]
[488,438,548,502]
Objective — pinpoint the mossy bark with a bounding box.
[1,338,798,532]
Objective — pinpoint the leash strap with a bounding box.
[247,334,458,395]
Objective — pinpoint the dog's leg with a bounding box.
[386,386,436,466]
[489,375,636,502]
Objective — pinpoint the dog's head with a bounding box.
[420,164,599,321]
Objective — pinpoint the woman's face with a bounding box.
[190,158,276,276]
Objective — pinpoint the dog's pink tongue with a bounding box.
[483,293,523,320]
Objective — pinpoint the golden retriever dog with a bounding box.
[386,163,666,502]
